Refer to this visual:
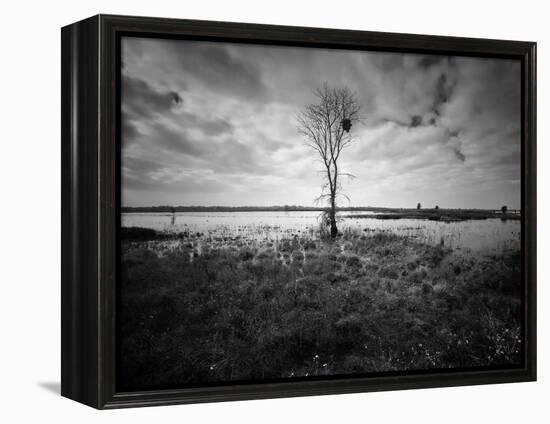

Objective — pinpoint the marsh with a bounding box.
[119,210,521,388]
[122,210,520,253]
[119,35,522,390]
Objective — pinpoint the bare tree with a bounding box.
[297,83,361,238]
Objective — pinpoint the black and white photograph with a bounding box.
[0,0,544,419]
[118,36,524,390]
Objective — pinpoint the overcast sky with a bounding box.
[121,37,521,209]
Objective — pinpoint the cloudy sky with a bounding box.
[121,37,521,209]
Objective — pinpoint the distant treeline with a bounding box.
[122,205,328,213]
[122,205,519,214]
[344,209,521,222]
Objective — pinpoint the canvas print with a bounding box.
[119,36,522,390]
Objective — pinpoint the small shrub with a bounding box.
[291,250,304,262]
[303,240,317,250]
[305,252,318,261]
[346,255,362,268]
[422,282,434,295]
[379,265,400,279]
[240,248,255,261]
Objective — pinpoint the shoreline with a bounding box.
[122,206,521,214]
[121,207,521,223]
[342,212,521,222]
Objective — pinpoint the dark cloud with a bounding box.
[383,115,427,129]
[121,74,184,150]
[173,43,265,98]
[432,73,456,116]
[179,111,233,136]
[124,38,267,101]
[452,147,466,163]
[418,55,446,69]
[123,155,164,178]
[410,115,423,127]
[121,119,141,146]
[122,74,182,120]
[170,92,182,105]
[371,54,405,72]
[121,73,235,153]
[146,124,205,157]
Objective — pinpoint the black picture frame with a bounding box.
[61,14,537,409]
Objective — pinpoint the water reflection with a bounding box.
[122,211,520,254]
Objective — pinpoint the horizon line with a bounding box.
[121,205,519,211]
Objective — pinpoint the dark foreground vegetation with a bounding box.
[119,229,521,389]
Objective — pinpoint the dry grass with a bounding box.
[119,229,522,389]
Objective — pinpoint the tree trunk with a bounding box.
[330,193,337,238]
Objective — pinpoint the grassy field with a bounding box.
[119,228,522,389]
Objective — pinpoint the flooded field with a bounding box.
[122,210,520,254]
[120,211,522,387]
